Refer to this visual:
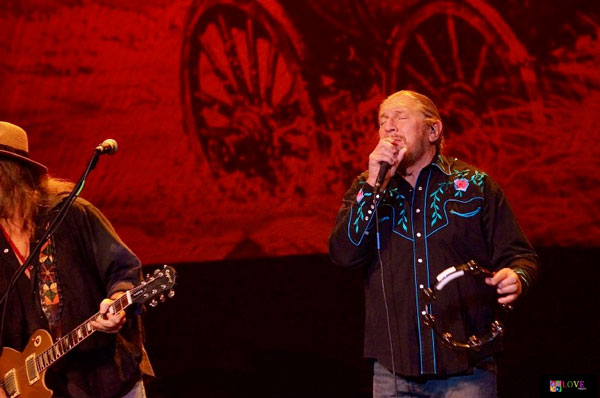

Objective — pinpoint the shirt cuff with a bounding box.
[108,282,135,298]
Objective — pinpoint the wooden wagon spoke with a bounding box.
[275,60,298,107]
[264,45,278,106]
[415,34,447,84]
[197,34,238,96]
[404,63,436,95]
[446,15,464,82]
[472,44,488,88]
[216,12,250,99]
[245,16,261,104]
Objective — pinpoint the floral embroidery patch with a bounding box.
[454,178,469,192]
[356,188,364,203]
[430,169,487,226]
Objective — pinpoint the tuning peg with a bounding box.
[168,290,175,298]
[149,299,158,307]
[159,294,166,303]
[145,273,150,279]
[153,269,161,276]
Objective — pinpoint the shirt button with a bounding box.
[370,205,375,209]
[416,208,421,213]
[419,284,424,289]
[418,186,423,191]
[421,310,427,315]
[416,232,422,237]
[365,216,369,220]
[3,248,8,253]
[368,210,372,214]
[418,258,423,263]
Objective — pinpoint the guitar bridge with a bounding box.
[25,353,39,384]
[3,368,20,397]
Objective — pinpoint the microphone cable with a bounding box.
[374,190,400,398]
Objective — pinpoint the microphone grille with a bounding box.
[103,139,118,155]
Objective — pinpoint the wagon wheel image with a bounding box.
[181,0,315,184]
[387,0,544,174]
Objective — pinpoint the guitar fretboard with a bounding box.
[34,292,132,373]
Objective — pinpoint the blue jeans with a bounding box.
[373,358,497,398]
[121,380,146,398]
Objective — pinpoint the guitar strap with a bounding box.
[36,221,64,339]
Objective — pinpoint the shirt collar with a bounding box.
[430,154,453,176]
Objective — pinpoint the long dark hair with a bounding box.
[0,158,74,236]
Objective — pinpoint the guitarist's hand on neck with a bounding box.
[90,291,127,333]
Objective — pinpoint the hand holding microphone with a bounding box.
[366,137,407,195]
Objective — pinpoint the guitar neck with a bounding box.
[36,291,133,372]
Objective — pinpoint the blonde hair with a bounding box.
[380,90,444,152]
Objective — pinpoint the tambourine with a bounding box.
[421,260,512,350]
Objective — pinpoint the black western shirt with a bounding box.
[329,155,539,376]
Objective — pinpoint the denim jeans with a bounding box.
[373,358,497,398]
[121,380,146,398]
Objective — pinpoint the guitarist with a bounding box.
[0,122,153,398]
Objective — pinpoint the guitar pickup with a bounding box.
[25,353,39,384]
[3,368,20,397]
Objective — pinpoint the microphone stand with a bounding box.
[0,147,106,348]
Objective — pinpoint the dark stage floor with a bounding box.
[142,247,599,398]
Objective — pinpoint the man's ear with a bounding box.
[428,121,442,143]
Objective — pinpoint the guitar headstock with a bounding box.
[130,265,177,307]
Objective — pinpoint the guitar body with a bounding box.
[0,329,53,398]
[0,265,176,398]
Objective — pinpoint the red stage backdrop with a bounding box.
[1,0,599,264]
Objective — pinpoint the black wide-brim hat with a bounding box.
[0,121,48,176]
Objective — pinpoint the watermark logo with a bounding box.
[550,380,586,392]
[550,380,562,392]
[543,375,596,396]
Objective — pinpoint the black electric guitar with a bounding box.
[0,265,176,398]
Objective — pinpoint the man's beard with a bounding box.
[398,134,428,171]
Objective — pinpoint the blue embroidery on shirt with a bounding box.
[429,185,445,226]
[450,207,482,218]
[427,197,484,237]
[379,203,413,241]
[387,187,409,233]
[423,169,437,373]
[347,206,374,246]
[347,190,375,245]
[429,169,487,226]
[471,170,485,189]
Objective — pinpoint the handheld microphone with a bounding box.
[95,139,118,155]
[373,161,390,195]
